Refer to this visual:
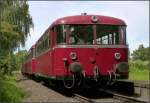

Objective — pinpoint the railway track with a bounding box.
[73,90,148,103]
[72,80,149,103]
[73,94,95,103]
[99,88,148,103]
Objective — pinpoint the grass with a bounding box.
[0,75,24,103]
[129,60,149,81]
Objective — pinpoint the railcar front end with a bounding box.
[23,14,129,89]
[53,21,129,88]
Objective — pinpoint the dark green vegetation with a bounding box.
[131,44,149,61]
[129,60,149,81]
[0,50,27,77]
[0,0,33,102]
[129,45,149,81]
[0,76,24,103]
[0,0,33,77]
[0,0,33,55]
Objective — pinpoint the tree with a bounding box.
[0,0,33,55]
[14,50,27,70]
[131,44,149,61]
[0,0,33,76]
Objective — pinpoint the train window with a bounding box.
[96,25,119,45]
[35,31,50,56]
[109,34,113,44]
[43,32,50,50]
[55,25,66,44]
[36,41,42,56]
[102,35,108,44]
[67,25,93,45]
[119,26,126,44]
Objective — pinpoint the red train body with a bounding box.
[22,14,129,89]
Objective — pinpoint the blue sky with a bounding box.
[25,1,149,54]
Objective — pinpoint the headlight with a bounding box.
[91,16,98,22]
[114,53,121,60]
[70,52,77,60]
[69,62,82,73]
[115,62,129,72]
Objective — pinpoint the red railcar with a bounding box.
[22,14,129,89]
[22,45,36,75]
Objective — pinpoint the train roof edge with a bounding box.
[50,14,127,28]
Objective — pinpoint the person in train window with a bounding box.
[68,27,76,44]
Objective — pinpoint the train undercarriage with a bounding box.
[22,68,128,90]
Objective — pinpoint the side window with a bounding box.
[36,41,42,56]
[119,26,126,44]
[35,31,50,56]
[44,32,50,50]
[55,25,66,44]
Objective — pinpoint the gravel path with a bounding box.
[16,74,78,102]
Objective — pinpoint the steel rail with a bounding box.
[73,94,96,103]
[99,88,148,103]
[113,79,150,89]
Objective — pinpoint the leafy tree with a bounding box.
[0,0,33,76]
[0,54,17,76]
[0,0,33,55]
[14,50,27,71]
[131,44,149,61]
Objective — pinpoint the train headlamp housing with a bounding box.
[91,16,98,23]
[70,52,77,60]
[114,53,121,60]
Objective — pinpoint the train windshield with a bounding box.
[96,25,126,45]
[55,25,93,45]
[67,25,94,45]
[55,25,126,45]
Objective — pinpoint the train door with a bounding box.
[32,46,36,74]
[46,29,53,76]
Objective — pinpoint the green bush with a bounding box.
[129,60,149,70]
[129,60,149,81]
[0,77,24,103]
[0,55,17,76]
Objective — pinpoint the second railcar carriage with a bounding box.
[22,14,129,89]
[22,45,36,75]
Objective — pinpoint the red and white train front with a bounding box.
[52,15,129,88]
[22,14,129,89]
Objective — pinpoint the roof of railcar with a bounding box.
[50,15,126,27]
[29,45,35,51]
[27,45,35,55]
